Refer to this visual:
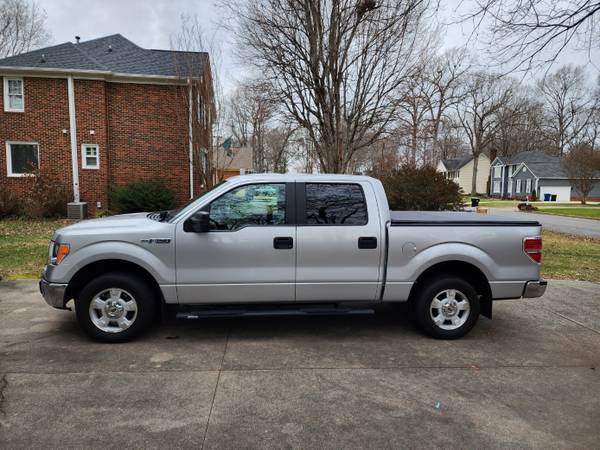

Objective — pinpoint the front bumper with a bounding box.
[522,279,548,298]
[39,278,68,309]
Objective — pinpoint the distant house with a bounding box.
[0,34,213,215]
[490,151,600,202]
[215,146,254,181]
[436,153,490,195]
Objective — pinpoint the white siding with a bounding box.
[539,185,572,202]
[457,154,491,194]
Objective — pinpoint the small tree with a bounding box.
[374,165,464,211]
[562,143,600,204]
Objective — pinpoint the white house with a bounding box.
[436,154,491,195]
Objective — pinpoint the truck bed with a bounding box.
[390,211,541,227]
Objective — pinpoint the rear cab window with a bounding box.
[304,183,368,225]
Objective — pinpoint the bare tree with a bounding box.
[229,80,277,172]
[464,0,600,71]
[423,48,471,163]
[455,72,514,195]
[537,65,594,156]
[172,15,230,191]
[562,142,600,204]
[225,0,434,173]
[0,0,50,57]
[263,122,297,173]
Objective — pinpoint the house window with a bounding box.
[493,166,501,178]
[526,179,532,193]
[81,144,99,169]
[516,179,522,193]
[508,165,513,176]
[493,181,501,193]
[6,141,39,176]
[508,179,513,193]
[4,77,24,112]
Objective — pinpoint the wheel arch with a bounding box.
[408,260,493,318]
[64,259,165,308]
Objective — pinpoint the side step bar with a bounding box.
[176,307,375,320]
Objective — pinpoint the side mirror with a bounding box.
[184,211,210,233]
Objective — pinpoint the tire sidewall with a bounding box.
[414,276,480,339]
[75,273,156,342]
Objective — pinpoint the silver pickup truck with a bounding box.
[40,174,546,342]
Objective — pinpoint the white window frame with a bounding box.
[493,181,501,193]
[493,166,501,178]
[81,144,100,169]
[197,92,203,124]
[516,179,522,193]
[508,179,513,193]
[6,141,39,177]
[3,77,24,112]
[526,179,532,193]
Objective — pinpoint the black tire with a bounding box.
[75,272,157,342]
[412,276,480,339]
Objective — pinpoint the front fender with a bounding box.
[44,241,175,285]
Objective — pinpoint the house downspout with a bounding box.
[188,81,194,199]
[67,75,80,202]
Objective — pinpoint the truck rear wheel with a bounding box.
[75,272,156,342]
[413,276,480,339]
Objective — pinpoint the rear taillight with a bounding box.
[524,236,542,263]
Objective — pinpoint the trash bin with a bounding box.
[551,194,557,202]
[471,198,480,207]
[544,193,551,201]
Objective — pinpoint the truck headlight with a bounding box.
[49,242,70,265]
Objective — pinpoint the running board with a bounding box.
[176,307,375,320]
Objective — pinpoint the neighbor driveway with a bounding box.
[489,207,600,238]
[1,280,599,449]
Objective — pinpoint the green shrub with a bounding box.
[109,180,175,213]
[373,165,463,211]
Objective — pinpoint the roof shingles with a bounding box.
[0,34,207,78]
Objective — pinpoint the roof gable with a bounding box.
[0,34,208,78]
[441,154,473,171]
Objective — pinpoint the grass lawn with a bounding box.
[535,207,600,220]
[0,219,598,282]
[0,218,73,280]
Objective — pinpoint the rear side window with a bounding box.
[305,183,367,225]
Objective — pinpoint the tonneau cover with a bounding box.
[390,211,540,226]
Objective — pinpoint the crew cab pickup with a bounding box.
[40,174,547,342]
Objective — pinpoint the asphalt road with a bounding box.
[1,280,599,449]
[489,207,600,238]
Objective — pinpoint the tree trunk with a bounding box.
[471,153,479,196]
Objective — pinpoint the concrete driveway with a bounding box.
[489,207,600,238]
[1,280,599,449]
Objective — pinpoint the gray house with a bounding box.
[490,151,600,202]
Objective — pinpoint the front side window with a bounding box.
[209,183,286,231]
[6,142,38,176]
[305,183,367,225]
[4,78,24,112]
[516,179,522,193]
[81,144,99,169]
[493,166,501,178]
[493,181,500,193]
[526,179,532,193]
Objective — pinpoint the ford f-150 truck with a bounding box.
[40,174,547,342]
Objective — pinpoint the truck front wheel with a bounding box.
[75,272,156,342]
[413,276,480,339]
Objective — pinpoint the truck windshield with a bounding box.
[167,181,228,223]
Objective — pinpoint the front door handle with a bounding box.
[358,236,377,249]
[274,236,294,249]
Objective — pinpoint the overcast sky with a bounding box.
[38,0,600,90]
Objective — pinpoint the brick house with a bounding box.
[0,34,213,215]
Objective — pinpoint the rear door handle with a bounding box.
[358,236,377,249]
[274,236,294,249]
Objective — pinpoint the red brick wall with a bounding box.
[1,75,207,215]
[0,76,73,198]
[106,82,192,206]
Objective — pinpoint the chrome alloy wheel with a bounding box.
[429,289,470,331]
[89,288,138,333]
